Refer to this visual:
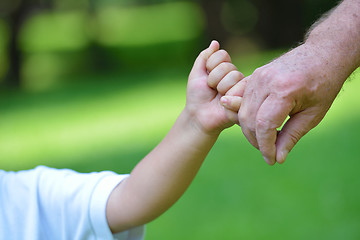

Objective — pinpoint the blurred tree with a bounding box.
[0,0,53,88]
[199,0,229,44]
[251,0,304,48]
[199,0,339,49]
[252,0,339,48]
[221,0,258,36]
[303,0,339,29]
[199,0,303,48]
[0,0,341,89]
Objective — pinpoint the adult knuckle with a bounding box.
[238,110,247,123]
[274,74,308,99]
[256,117,275,132]
[272,78,291,96]
[238,111,254,130]
[253,66,270,78]
[253,69,294,99]
[252,67,278,86]
[255,118,269,130]
[273,74,293,88]
[252,67,263,76]
[246,123,256,133]
[264,69,279,83]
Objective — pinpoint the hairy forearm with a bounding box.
[107,110,218,232]
[305,0,360,80]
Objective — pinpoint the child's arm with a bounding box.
[106,41,244,233]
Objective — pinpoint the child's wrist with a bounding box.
[180,108,222,139]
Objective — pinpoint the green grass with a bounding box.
[1,51,360,239]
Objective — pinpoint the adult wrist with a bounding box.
[305,20,360,81]
[301,40,350,85]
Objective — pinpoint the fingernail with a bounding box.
[220,96,229,107]
[278,151,288,164]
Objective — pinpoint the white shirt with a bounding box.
[0,166,145,240]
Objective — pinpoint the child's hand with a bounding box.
[185,41,245,136]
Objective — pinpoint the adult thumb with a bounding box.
[275,111,319,164]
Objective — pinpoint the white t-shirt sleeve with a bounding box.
[0,166,145,240]
[89,173,146,240]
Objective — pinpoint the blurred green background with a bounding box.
[1,0,360,239]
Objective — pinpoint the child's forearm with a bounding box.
[106,109,218,233]
[105,40,239,233]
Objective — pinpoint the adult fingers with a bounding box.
[275,108,324,164]
[206,49,232,73]
[207,64,239,90]
[189,41,220,80]
[237,76,264,150]
[255,95,295,165]
[220,96,242,112]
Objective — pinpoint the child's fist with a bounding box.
[206,49,244,96]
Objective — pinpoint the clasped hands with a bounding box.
[205,41,341,165]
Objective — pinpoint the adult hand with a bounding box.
[227,43,347,165]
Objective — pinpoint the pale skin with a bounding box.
[224,0,360,165]
[105,41,244,233]
[106,0,360,233]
